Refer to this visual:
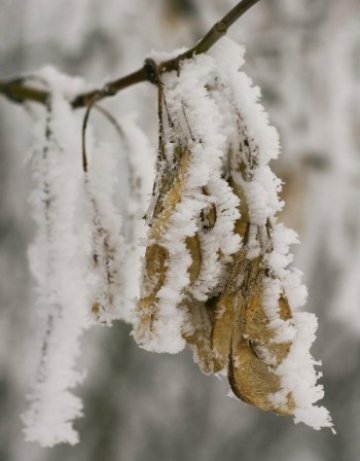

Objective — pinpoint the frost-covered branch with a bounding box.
[0,0,260,109]
[6,0,335,447]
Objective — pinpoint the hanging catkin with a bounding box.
[83,138,125,326]
[22,68,90,447]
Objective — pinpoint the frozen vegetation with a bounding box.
[0,0,359,460]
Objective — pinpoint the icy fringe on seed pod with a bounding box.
[83,131,125,326]
[119,116,155,324]
[22,67,92,447]
[209,38,333,431]
[133,54,241,353]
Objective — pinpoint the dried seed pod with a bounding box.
[135,243,168,341]
[134,54,239,354]
[182,233,225,374]
[204,49,299,414]
[185,234,202,285]
[229,279,295,415]
[211,231,296,414]
[134,145,192,351]
[217,176,297,413]
[182,297,223,374]
[183,179,240,373]
[210,137,297,413]
[211,251,248,370]
[183,174,241,372]
[210,176,249,372]
[135,40,332,429]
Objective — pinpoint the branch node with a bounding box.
[215,21,228,35]
[144,59,161,86]
[102,84,117,97]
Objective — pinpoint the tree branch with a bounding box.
[0,78,48,106]
[0,0,260,109]
[160,0,261,71]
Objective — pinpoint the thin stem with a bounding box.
[0,0,261,109]
[82,96,100,172]
[0,78,48,105]
[159,0,261,71]
[73,67,148,108]
[82,100,127,173]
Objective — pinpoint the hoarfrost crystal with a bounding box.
[22,68,90,447]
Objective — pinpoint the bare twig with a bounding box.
[0,78,48,105]
[82,95,100,172]
[82,103,126,173]
[159,0,261,72]
[0,0,260,109]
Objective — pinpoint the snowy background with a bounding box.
[0,0,359,460]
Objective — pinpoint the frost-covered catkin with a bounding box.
[83,137,125,325]
[209,38,333,431]
[22,68,91,447]
[119,116,155,324]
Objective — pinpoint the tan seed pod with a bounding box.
[135,243,168,342]
[211,170,296,414]
[211,251,247,371]
[185,234,202,285]
[210,177,250,371]
[182,297,223,374]
[182,234,220,374]
[229,282,295,416]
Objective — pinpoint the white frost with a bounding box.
[83,139,125,325]
[210,37,333,430]
[120,116,155,324]
[22,67,91,447]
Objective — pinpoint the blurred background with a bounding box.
[0,0,359,460]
